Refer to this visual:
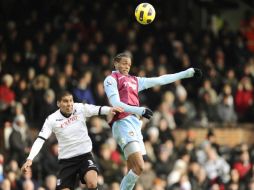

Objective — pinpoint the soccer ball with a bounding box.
[135,3,156,25]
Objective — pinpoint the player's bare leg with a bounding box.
[84,170,98,190]
[120,151,144,190]
[127,152,144,175]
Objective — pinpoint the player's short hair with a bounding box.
[113,52,132,63]
[57,91,72,101]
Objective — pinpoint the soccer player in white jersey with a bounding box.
[21,91,123,190]
[103,52,202,190]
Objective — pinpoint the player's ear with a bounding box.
[57,101,60,108]
[113,61,118,69]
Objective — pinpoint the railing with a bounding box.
[171,123,254,147]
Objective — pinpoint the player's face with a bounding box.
[58,95,74,115]
[115,57,132,75]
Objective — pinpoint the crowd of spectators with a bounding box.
[1,0,254,189]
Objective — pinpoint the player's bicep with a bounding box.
[83,103,100,117]
[38,118,53,139]
[137,77,148,91]
[104,76,119,98]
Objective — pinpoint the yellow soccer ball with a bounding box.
[135,3,156,25]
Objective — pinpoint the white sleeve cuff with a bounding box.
[100,106,111,115]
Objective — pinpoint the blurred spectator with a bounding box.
[235,77,253,122]
[153,178,167,190]
[137,159,156,190]
[223,69,238,94]
[14,78,31,113]
[217,92,237,124]
[242,16,254,53]
[157,117,175,143]
[154,144,175,179]
[38,89,57,126]
[0,179,11,190]
[52,73,69,93]
[144,127,160,161]
[16,162,39,190]
[174,81,196,127]
[88,116,111,156]
[31,74,50,128]
[22,179,35,190]
[189,163,210,190]
[9,115,32,166]
[167,150,190,187]
[97,174,108,190]
[202,129,220,154]
[198,89,219,124]
[233,150,252,180]
[106,138,123,166]
[5,160,21,180]
[44,174,57,190]
[93,80,109,105]
[151,91,176,130]
[203,147,230,184]
[73,70,95,104]
[0,74,15,123]
[168,173,191,190]
[108,181,120,190]
[226,169,246,190]
[41,141,59,179]
[0,121,12,155]
[6,171,18,190]
[98,143,122,184]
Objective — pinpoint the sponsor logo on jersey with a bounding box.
[123,81,137,90]
[60,115,78,128]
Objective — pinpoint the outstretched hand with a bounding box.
[142,108,153,119]
[21,159,32,174]
[110,107,124,115]
[193,68,202,78]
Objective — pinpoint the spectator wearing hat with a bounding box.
[9,115,32,166]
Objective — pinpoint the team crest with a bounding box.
[128,131,134,136]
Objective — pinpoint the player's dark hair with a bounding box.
[57,91,72,101]
[113,52,132,63]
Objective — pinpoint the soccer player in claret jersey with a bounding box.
[21,91,123,190]
[103,52,202,190]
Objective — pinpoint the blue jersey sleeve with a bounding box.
[137,68,195,91]
[103,76,145,116]
[104,76,118,99]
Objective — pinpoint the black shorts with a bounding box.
[56,152,99,190]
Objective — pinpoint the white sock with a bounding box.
[120,169,139,190]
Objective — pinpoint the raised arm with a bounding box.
[138,68,202,91]
[82,103,124,117]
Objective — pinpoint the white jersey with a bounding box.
[37,103,110,159]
